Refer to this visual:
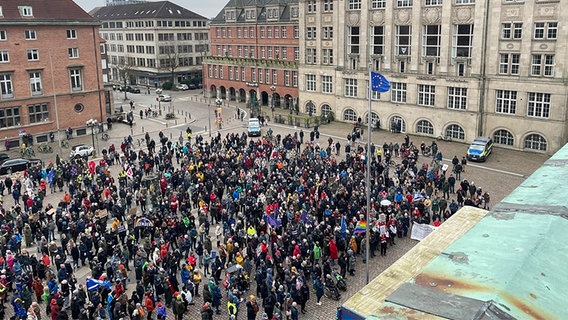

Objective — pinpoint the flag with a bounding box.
[87,278,111,292]
[353,221,367,234]
[340,215,347,238]
[370,72,391,92]
[47,169,54,184]
[265,214,281,228]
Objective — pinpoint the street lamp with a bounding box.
[270,85,276,119]
[86,118,98,154]
[208,97,212,137]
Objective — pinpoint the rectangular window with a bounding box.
[267,28,272,38]
[391,82,407,103]
[349,0,362,10]
[447,87,467,110]
[322,49,334,65]
[69,69,82,91]
[66,29,77,39]
[285,70,290,86]
[366,81,381,100]
[294,26,299,38]
[495,90,517,114]
[252,69,256,82]
[266,70,270,84]
[281,27,287,38]
[293,71,298,87]
[274,27,279,38]
[306,74,316,92]
[0,30,6,40]
[371,26,384,55]
[242,67,246,81]
[0,50,8,63]
[348,27,360,54]
[372,0,386,9]
[396,25,411,55]
[344,78,358,97]
[68,48,79,59]
[455,0,474,3]
[307,0,317,13]
[28,103,49,123]
[453,24,474,58]
[0,74,14,98]
[29,72,42,96]
[306,27,317,39]
[25,30,36,40]
[272,69,277,85]
[324,0,334,12]
[294,47,300,61]
[425,0,443,5]
[531,54,555,77]
[260,27,265,38]
[322,27,333,39]
[322,75,333,93]
[306,48,317,64]
[27,49,39,61]
[423,25,441,57]
[19,6,33,17]
[0,107,20,128]
[418,84,436,106]
[527,92,550,118]
[501,23,522,39]
[534,22,557,40]
[397,0,413,7]
[499,53,520,75]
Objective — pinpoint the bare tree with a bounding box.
[116,55,134,100]
[159,43,180,85]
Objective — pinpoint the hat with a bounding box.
[51,299,57,305]
[157,302,162,307]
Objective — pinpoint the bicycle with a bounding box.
[61,140,69,148]
[21,147,35,157]
[101,132,110,141]
[437,134,453,142]
[37,143,53,153]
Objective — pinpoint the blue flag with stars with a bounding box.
[371,72,391,92]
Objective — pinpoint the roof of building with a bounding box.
[0,0,98,24]
[211,0,297,24]
[341,144,568,319]
[90,1,207,21]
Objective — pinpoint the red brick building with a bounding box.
[204,0,299,117]
[0,0,107,146]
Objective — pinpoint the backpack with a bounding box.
[251,300,259,313]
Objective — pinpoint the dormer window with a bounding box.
[225,10,236,21]
[19,6,33,17]
[245,9,256,20]
[290,6,299,18]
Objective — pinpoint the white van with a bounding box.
[248,118,261,136]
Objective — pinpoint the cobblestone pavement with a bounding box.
[2,90,549,320]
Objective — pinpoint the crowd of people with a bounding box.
[0,125,491,320]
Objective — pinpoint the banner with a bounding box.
[410,223,438,241]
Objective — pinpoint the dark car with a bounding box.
[0,153,9,163]
[125,86,141,93]
[188,84,197,90]
[0,158,42,175]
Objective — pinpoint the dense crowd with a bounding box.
[0,127,490,320]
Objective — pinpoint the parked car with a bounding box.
[0,153,9,163]
[159,94,172,102]
[467,137,494,162]
[70,144,95,158]
[125,86,141,93]
[0,158,42,175]
[176,84,189,90]
[188,84,197,90]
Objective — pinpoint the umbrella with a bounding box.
[47,208,56,215]
[380,199,392,206]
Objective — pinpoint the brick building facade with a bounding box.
[204,0,299,117]
[0,0,107,146]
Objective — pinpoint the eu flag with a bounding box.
[371,72,391,92]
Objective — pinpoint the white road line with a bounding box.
[462,162,525,178]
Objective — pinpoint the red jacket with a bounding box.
[145,295,155,312]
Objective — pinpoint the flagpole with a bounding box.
[365,64,372,285]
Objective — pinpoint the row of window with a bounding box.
[214,25,297,39]
[0,47,80,63]
[339,109,547,151]
[101,20,206,29]
[214,45,300,61]
[207,65,298,87]
[0,69,83,99]
[0,103,51,129]
[101,32,208,42]
[346,0,475,11]
[0,29,77,41]
[501,21,557,40]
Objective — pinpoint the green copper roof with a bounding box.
[341,145,568,319]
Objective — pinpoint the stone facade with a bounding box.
[298,0,568,154]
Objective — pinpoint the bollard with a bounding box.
[170,132,172,139]
[142,126,144,133]
[189,113,191,119]
[175,120,177,125]
[185,117,187,123]
[166,123,168,128]
[204,126,207,132]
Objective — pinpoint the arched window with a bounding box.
[364,112,380,124]
[321,104,332,116]
[343,109,357,122]
[416,120,434,135]
[493,129,514,146]
[305,101,316,115]
[445,124,465,140]
[390,116,406,133]
[524,134,547,151]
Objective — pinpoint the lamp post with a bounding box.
[270,85,276,119]
[86,118,98,153]
[208,97,212,137]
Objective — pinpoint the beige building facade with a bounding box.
[298,0,567,154]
